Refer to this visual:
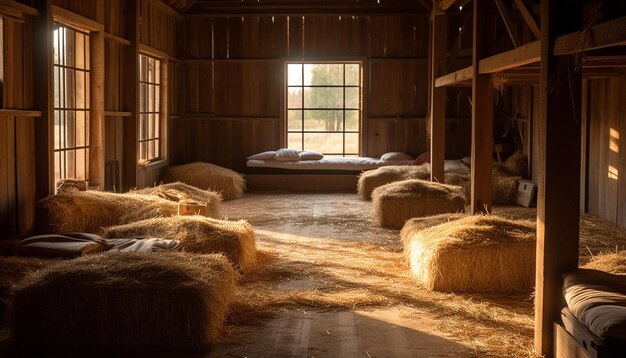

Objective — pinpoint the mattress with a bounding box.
[563,269,626,341]
[247,157,470,172]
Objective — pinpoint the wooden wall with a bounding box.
[173,13,475,172]
[0,10,36,237]
[586,73,626,226]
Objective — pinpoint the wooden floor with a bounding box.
[211,193,473,358]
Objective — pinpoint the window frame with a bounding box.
[137,52,165,164]
[285,61,363,157]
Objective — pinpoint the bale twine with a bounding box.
[583,251,626,274]
[357,164,431,200]
[103,215,257,271]
[401,215,536,293]
[5,252,236,355]
[133,182,222,218]
[372,179,466,229]
[37,191,179,234]
[161,162,245,200]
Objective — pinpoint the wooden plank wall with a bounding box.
[586,73,626,226]
[174,14,474,172]
[0,14,36,237]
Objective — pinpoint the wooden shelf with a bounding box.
[435,66,472,87]
[0,109,42,117]
[104,111,132,117]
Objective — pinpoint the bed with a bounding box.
[244,149,470,192]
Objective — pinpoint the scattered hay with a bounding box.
[357,164,431,200]
[162,162,245,200]
[583,251,626,274]
[37,190,178,234]
[55,178,87,193]
[134,182,222,218]
[372,179,466,229]
[402,214,536,293]
[5,252,236,355]
[103,216,257,271]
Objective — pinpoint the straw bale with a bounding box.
[358,164,431,200]
[162,162,245,200]
[372,179,466,229]
[37,190,178,234]
[583,251,626,274]
[493,175,521,205]
[134,182,222,218]
[103,216,257,271]
[494,151,528,178]
[5,252,236,355]
[402,215,536,292]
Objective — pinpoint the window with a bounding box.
[53,24,90,183]
[138,54,162,162]
[287,63,361,156]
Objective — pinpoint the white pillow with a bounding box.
[275,148,301,162]
[380,152,414,162]
[247,151,276,160]
[299,150,324,160]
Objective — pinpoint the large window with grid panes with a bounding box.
[286,62,362,156]
[53,24,90,183]
[138,53,163,163]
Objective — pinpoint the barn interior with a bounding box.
[0,0,625,357]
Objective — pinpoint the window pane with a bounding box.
[345,64,360,85]
[65,69,76,108]
[75,32,85,69]
[287,133,303,150]
[287,64,302,86]
[287,87,302,108]
[304,87,343,108]
[154,84,160,112]
[75,71,86,109]
[53,111,61,149]
[54,67,61,108]
[345,110,359,131]
[304,110,343,131]
[345,87,359,109]
[304,133,344,154]
[304,64,343,86]
[65,28,75,68]
[65,111,75,148]
[75,111,87,147]
[139,55,148,82]
[76,149,86,180]
[140,84,148,112]
[139,114,148,140]
[288,110,302,130]
[148,84,155,112]
[345,133,359,154]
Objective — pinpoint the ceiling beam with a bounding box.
[494,0,520,48]
[513,0,540,39]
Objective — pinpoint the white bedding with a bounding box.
[246,157,470,172]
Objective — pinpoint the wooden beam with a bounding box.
[122,0,140,191]
[470,0,493,214]
[513,0,540,39]
[105,32,131,46]
[0,109,42,117]
[50,5,104,31]
[435,65,472,87]
[554,15,626,55]
[437,0,458,11]
[33,0,54,199]
[479,40,540,73]
[89,27,105,188]
[494,0,520,48]
[430,12,446,182]
[0,0,38,17]
[535,0,583,356]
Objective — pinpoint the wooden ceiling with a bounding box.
[161,0,431,15]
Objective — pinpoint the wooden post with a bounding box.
[32,0,53,199]
[89,1,105,188]
[122,0,139,191]
[430,10,446,183]
[534,0,583,356]
[470,0,493,214]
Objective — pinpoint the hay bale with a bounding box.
[372,179,466,229]
[583,251,626,274]
[6,252,236,355]
[134,182,222,218]
[162,162,245,200]
[400,213,467,232]
[401,215,536,292]
[103,216,257,271]
[492,175,520,205]
[358,165,431,200]
[37,191,178,234]
[494,151,528,178]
